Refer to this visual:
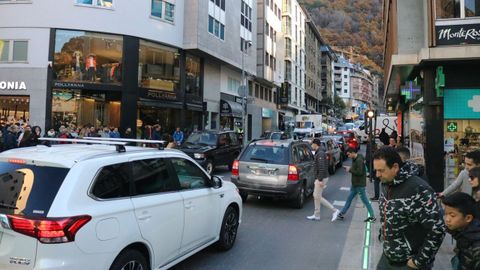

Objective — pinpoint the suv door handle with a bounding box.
[138,214,152,221]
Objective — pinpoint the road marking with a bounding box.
[333,200,346,207]
[340,187,350,191]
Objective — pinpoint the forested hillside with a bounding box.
[299,0,384,74]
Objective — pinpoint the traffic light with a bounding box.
[366,109,375,119]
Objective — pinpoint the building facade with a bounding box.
[383,0,480,190]
[278,0,306,128]
[0,0,258,139]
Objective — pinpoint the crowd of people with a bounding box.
[0,122,188,151]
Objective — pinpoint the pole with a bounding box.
[368,116,373,182]
[241,43,246,149]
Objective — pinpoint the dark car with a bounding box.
[323,135,347,160]
[231,139,315,209]
[179,130,242,174]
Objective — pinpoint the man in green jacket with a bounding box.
[337,147,376,222]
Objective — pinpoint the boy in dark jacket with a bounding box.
[337,147,376,222]
[443,192,480,270]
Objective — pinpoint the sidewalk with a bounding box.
[337,183,454,270]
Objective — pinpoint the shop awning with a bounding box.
[220,99,243,118]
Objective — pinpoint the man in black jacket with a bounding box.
[373,147,445,269]
[306,139,340,222]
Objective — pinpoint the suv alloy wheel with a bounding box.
[216,206,239,251]
[109,249,148,270]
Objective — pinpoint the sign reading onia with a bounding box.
[444,89,480,119]
[447,122,458,132]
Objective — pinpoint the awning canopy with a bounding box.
[220,99,243,118]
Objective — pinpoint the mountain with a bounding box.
[299,0,384,74]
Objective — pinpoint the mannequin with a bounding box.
[72,50,83,80]
[85,53,97,82]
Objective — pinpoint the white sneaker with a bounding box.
[331,209,340,222]
[306,215,320,221]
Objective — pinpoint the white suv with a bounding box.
[0,140,242,270]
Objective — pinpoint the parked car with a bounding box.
[179,130,242,174]
[319,138,343,174]
[259,130,293,140]
[322,135,347,161]
[231,139,315,209]
[0,139,242,270]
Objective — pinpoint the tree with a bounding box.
[333,94,347,119]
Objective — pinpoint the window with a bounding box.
[53,30,123,83]
[436,0,480,18]
[186,54,201,96]
[151,0,175,22]
[265,52,269,66]
[0,40,28,62]
[139,40,180,91]
[92,163,131,199]
[212,0,225,10]
[344,82,348,86]
[132,159,179,195]
[285,38,292,58]
[241,1,252,31]
[344,75,347,78]
[255,84,260,98]
[208,16,225,40]
[344,89,348,93]
[0,163,69,217]
[76,0,113,8]
[170,158,209,190]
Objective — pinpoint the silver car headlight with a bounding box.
[194,153,205,159]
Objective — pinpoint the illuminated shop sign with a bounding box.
[436,24,480,45]
[444,89,480,119]
[0,81,27,90]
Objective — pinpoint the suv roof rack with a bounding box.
[39,138,128,153]
[83,137,166,150]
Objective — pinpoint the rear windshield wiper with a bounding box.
[249,157,269,162]
[0,203,17,210]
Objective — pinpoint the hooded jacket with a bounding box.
[450,219,480,270]
[313,146,329,181]
[379,162,446,268]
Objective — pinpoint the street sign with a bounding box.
[447,122,457,132]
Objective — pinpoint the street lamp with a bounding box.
[241,39,252,148]
[365,109,375,182]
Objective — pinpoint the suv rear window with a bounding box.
[240,145,289,165]
[0,162,69,217]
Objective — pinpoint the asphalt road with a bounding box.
[171,160,358,270]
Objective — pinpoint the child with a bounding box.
[443,192,480,270]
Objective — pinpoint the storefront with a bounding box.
[220,99,243,131]
[444,88,480,188]
[0,68,48,129]
[48,29,204,136]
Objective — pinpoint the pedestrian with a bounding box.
[306,138,341,222]
[123,127,134,138]
[18,129,33,147]
[441,150,480,198]
[373,147,445,269]
[31,126,42,146]
[395,146,421,177]
[379,128,390,146]
[442,192,480,270]
[3,125,19,151]
[109,127,121,138]
[336,147,376,222]
[467,167,480,210]
[173,127,184,146]
[152,124,163,140]
[388,137,397,148]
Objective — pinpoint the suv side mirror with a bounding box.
[211,175,223,189]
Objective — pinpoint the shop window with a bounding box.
[51,89,121,129]
[0,40,28,63]
[75,0,113,8]
[138,40,180,92]
[186,54,201,97]
[53,30,123,84]
[0,96,29,124]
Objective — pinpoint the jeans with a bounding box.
[340,186,375,217]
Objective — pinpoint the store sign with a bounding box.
[142,89,178,101]
[436,24,480,45]
[0,81,27,90]
[262,108,273,118]
[400,81,421,101]
[53,82,85,89]
[444,89,480,119]
[447,122,458,132]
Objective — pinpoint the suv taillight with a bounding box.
[232,160,239,176]
[7,215,91,244]
[287,164,299,181]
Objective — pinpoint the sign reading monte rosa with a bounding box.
[436,24,480,45]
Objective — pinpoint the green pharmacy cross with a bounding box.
[447,122,457,132]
